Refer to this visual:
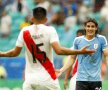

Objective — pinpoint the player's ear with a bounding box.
[43,17,48,24]
[31,17,35,23]
[45,17,48,22]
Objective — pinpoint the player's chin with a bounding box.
[87,33,95,36]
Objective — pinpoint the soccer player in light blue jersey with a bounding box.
[57,18,108,90]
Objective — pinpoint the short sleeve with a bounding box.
[50,27,59,43]
[16,30,24,47]
[101,36,108,51]
[73,37,78,49]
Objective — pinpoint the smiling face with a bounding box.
[85,22,98,37]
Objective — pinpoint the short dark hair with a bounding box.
[84,18,98,35]
[77,29,84,35]
[33,7,47,21]
[84,18,98,27]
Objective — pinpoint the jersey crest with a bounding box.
[94,44,98,49]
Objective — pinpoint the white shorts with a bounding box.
[23,77,61,90]
[69,73,77,90]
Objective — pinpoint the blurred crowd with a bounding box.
[0,0,108,80]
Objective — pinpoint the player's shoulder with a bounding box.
[45,25,56,31]
[73,36,84,44]
[20,25,34,32]
[75,36,84,40]
[96,34,107,41]
[42,25,56,33]
[97,34,106,38]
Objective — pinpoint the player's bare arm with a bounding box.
[0,46,22,57]
[51,42,95,55]
[61,55,76,74]
[103,48,108,66]
[64,66,72,89]
[56,55,76,78]
[64,55,76,89]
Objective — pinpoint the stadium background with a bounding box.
[0,0,108,90]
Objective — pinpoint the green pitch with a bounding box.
[0,79,108,90]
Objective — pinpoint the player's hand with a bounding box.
[64,79,68,90]
[55,69,63,78]
[80,45,95,54]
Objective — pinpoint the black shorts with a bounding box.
[76,81,102,90]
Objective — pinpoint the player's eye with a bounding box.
[86,25,90,27]
[91,25,95,28]
[86,25,95,28]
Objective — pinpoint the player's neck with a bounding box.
[34,22,45,25]
[33,18,46,25]
[85,35,95,40]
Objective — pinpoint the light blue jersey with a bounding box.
[73,35,108,81]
